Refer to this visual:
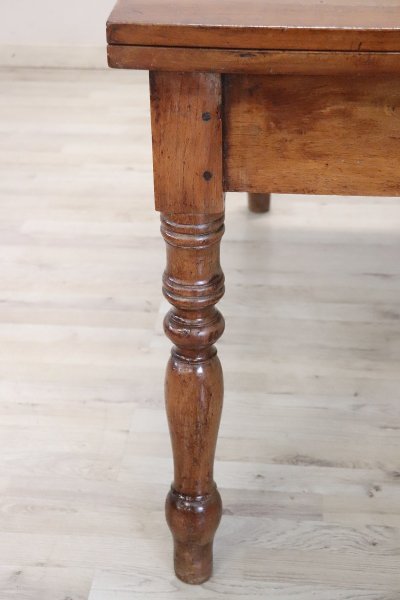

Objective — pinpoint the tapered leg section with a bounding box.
[161,212,225,584]
[248,192,271,213]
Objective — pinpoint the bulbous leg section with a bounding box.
[161,213,225,584]
[166,487,222,583]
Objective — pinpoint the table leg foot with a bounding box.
[167,487,222,584]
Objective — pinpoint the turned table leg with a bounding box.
[149,70,225,582]
[248,192,271,213]
[161,213,225,584]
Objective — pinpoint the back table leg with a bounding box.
[161,213,225,584]
[248,192,271,213]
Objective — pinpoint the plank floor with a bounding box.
[0,67,400,599]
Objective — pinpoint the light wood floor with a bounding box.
[0,67,400,599]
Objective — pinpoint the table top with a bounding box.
[107,0,400,52]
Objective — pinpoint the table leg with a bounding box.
[161,212,225,584]
[248,192,271,213]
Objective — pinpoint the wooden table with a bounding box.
[106,0,400,585]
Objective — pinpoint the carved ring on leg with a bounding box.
[161,212,225,584]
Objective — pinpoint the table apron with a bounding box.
[108,45,400,76]
[224,73,400,196]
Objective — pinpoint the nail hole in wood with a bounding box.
[203,171,213,181]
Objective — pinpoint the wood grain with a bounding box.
[108,46,400,75]
[150,71,224,214]
[107,0,400,52]
[2,67,400,598]
[161,213,225,583]
[224,74,400,196]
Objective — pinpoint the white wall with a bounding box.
[1,0,116,67]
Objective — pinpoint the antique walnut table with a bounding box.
[107,0,400,585]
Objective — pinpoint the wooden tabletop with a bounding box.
[107,0,400,52]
